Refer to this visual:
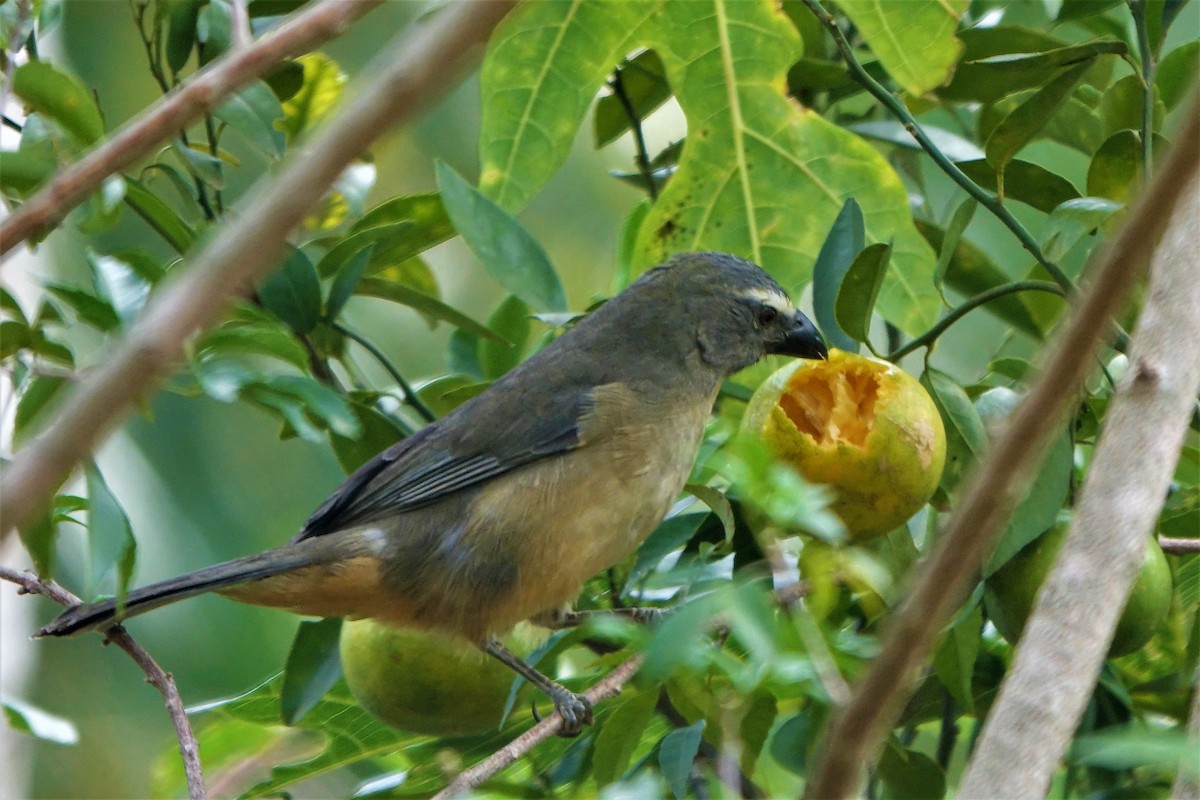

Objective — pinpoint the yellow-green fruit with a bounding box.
[984,523,1174,657]
[743,349,946,539]
[340,621,525,737]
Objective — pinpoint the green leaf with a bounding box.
[280,617,343,725]
[684,483,735,544]
[2,696,79,744]
[172,142,224,189]
[1157,40,1200,110]
[921,369,987,495]
[1057,0,1125,21]
[355,278,504,342]
[330,400,406,474]
[934,199,976,288]
[279,53,346,139]
[436,161,567,313]
[416,374,491,417]
[932,602,981,713]
[166,0,202,72]
[196,0,232,64]
[87,251,154,323]
[769,708,821,776]
[954,159,1080,214]
[12,61,104,146]
[123,178,196,254]
[479,0,940,334]
[260,248,322,335]
[1087,129,1165,202]
[659,720,705,799]
[594,50,671,148]
[86,463,137,603]
[984,431,1073,575]
[878,740,946,800]
[45,284,120,331]
[835,0,968,95]
[624,514,708,592]
[479,295,531,380]
[592,688,658,786]
[265,374,360,439]
[1070,724,1192,772]
[195,316,311,372]
[811,199,865,353]
[835,241,892,346]
[214,80,286,158]
[0,150,57,195]
[14,376,68,448]
[738,690,777,775]
[325,243,373,321]
[915,220,1046,339]
[1100,74,1165,139]
[985,61,1091,175]
[1041,197,1123,262]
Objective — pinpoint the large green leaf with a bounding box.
[478,0,940,335]
[86,464,137,602]
[835,0,967,96]
[12,61,104,146]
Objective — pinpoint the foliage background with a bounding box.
[0,0,1196,797]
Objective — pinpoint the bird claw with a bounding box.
[550,688,593,737]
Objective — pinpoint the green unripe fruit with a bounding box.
[984,522,1174,657]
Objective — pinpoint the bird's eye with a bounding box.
[757,305,779,326]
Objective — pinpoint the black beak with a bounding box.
[769,311,828,360]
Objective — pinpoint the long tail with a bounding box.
[36,534,363,638]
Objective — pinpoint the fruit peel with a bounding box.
[745,349,946,539]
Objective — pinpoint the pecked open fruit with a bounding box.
[743,349,946,539]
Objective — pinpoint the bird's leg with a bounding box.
[482,637,593,736]
[534,606,667,629]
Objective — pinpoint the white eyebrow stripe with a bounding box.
[740,287,793,312]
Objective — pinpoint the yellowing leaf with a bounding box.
[835,0,968,96]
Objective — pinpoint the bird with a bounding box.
[38,251,828,733]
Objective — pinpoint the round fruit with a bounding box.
[340,621,529,736]
[984,522,1174,657]
[743,349,946,539]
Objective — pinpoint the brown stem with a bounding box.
[0,0,386,259]
[959,166,1200,799]
[433,655,644,799]
[0,0,517,538]
[0,566,206,800]
[1159,536,1200,554]
[803,91,1200,800]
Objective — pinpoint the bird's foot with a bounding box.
[547,686,593,737]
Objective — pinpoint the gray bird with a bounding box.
[39,251,828,733]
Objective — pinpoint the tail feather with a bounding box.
[36,541,341,638]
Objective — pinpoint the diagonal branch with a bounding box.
[803,92,1200,800]
[959,169,1200,799]
[433,655,644,799]
[0,0,517,538]
[0,565,206,800]
[0,0,385,260]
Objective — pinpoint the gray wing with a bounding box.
[293,379,594,541]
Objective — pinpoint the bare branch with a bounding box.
[433,655,644,799]
[959,169,1200,799]
[1173,667,1200,800]
[0,0,517,537]
[0,0,385,260]
[0,566,206,800]
[1160,536,1200,554]
[803,92,1200,800]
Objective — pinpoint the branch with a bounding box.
[0,0,517,537]
[803,92,1200,800]
[0,566,205,800]
[959,169,1200,799]
[797,0,1073,291]
[887,281,1065,362]
[1173,665,1200,800]
[1160,536,1200,554]
[433,655,645,799]
[0,0,385,260]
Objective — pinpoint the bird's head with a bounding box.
[653,252,828,375]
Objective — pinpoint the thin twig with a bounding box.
[333,321,436,423]
[0,0,386,260]
[1128,0,1155,178]
[0,565,206,800]
[887,281,1065,361]
[610,69,658,201]
[960,166,1200,800]
[434,655,644,799]
[798,0,1074,291]
[803,93,1200,800]
[1160,537,1200,554]
[0,0,516,537]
